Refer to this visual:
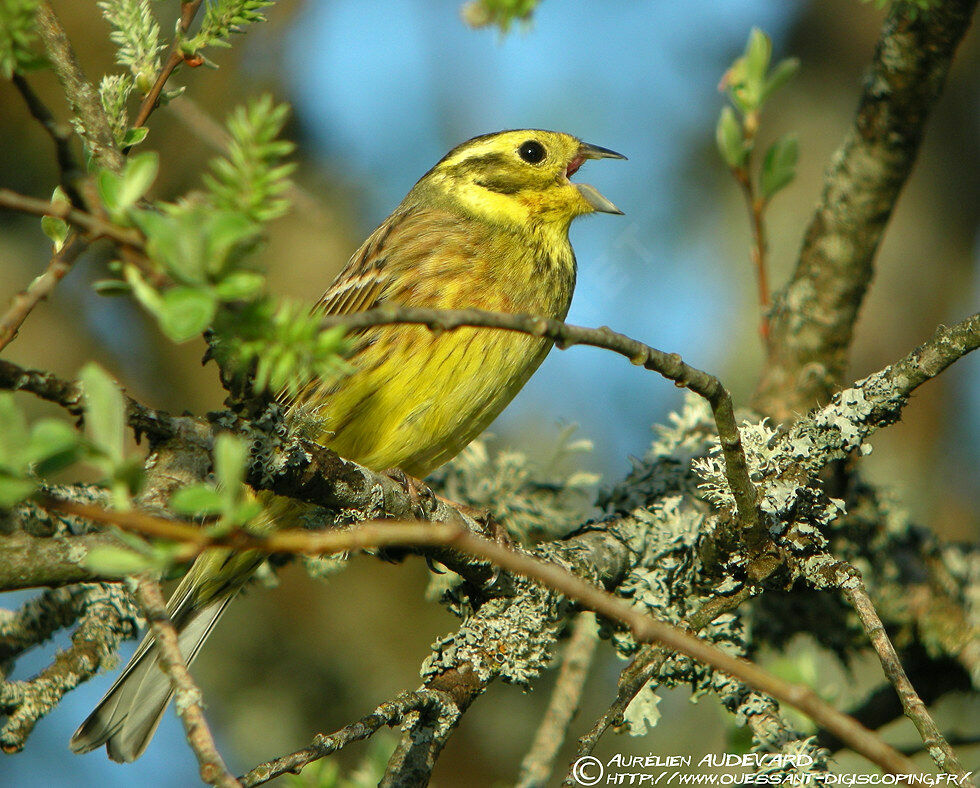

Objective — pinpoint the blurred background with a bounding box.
[1,1,977,785]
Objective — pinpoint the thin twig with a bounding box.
[0,236,88,352]
[321,305,764,548]
[131,1,204,131]
[517,612,599,788]
[735,171,771,342]
[0,189,143,248]
[131,577,239,788]
[52,501,919,778]
[843,577,971,782]
[11,73,83,204]
[238,690,456,787]
[575,588,752,761]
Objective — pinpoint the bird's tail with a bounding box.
[69,551,253,762]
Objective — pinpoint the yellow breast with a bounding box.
[299,217,576,478]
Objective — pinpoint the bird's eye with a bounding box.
[518,140,546,164]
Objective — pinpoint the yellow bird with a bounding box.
[71,129,624,761]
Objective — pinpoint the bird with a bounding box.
[70,129,625,761]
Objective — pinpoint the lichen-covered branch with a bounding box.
[0,583,141,753]
[754,0,979,418]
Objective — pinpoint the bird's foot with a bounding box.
[382,467,438,518]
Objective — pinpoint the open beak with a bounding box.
[568,141,626,215]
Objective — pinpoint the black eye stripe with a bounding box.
[518,140,546,164]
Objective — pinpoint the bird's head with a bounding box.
[418,129,625,231]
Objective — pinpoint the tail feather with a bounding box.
[69,589,234,762]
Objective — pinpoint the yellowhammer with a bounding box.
[71,129,624,761]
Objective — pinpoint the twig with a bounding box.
[321,305,763,548]
[379,666,476,787]
[34,2,123,173]
[517,612,599,788]
[238,690,456,787]
[0,235,88,352]
[755,0,979,419]
[0,358,179,444]
[740,178,770,341]
[131,577,239,788]
[11,73,83,204]
[0,189,143,248]
[41,499,460,564]
[771,312,980,487]
[131,1,204,131]
[842,577,971,782]
[575,588,752,761]
[51,502,919,778]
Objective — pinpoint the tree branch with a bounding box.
[11,73,84,204]
[131,1,204,131]
[50,504,920,779]
[0,583,141,753]
[0,235,88,352]
[34,2,124,173]
[842,577,970,781]
[516,612,599,788]
[754,0,979,419]
[0,358,179,445]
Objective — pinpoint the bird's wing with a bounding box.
[314,208,411,317]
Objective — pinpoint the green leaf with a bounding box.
[761,57,800,105]
[744,28,772,87]
[84,545,157,577]
[41,186,71,252]
[25,420,81,474]
[124,265,164,314]
[214,271,265,302]
[93,278,133,296]
[213,433,247,492]
[0,393,29,470]
[0,474,36,508]
[158,287,217,342]
[117,151,159,210]
[760,134,799,201]
[41,215,69,252]
[206,212,262,275]
[79,363,126,464]
[122,126,149,147]
[170,484,224,516]
[716,106,747,169]
[97,170,123,214]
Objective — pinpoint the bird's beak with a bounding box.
[572,142,626,215]
[578,142,627,161]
